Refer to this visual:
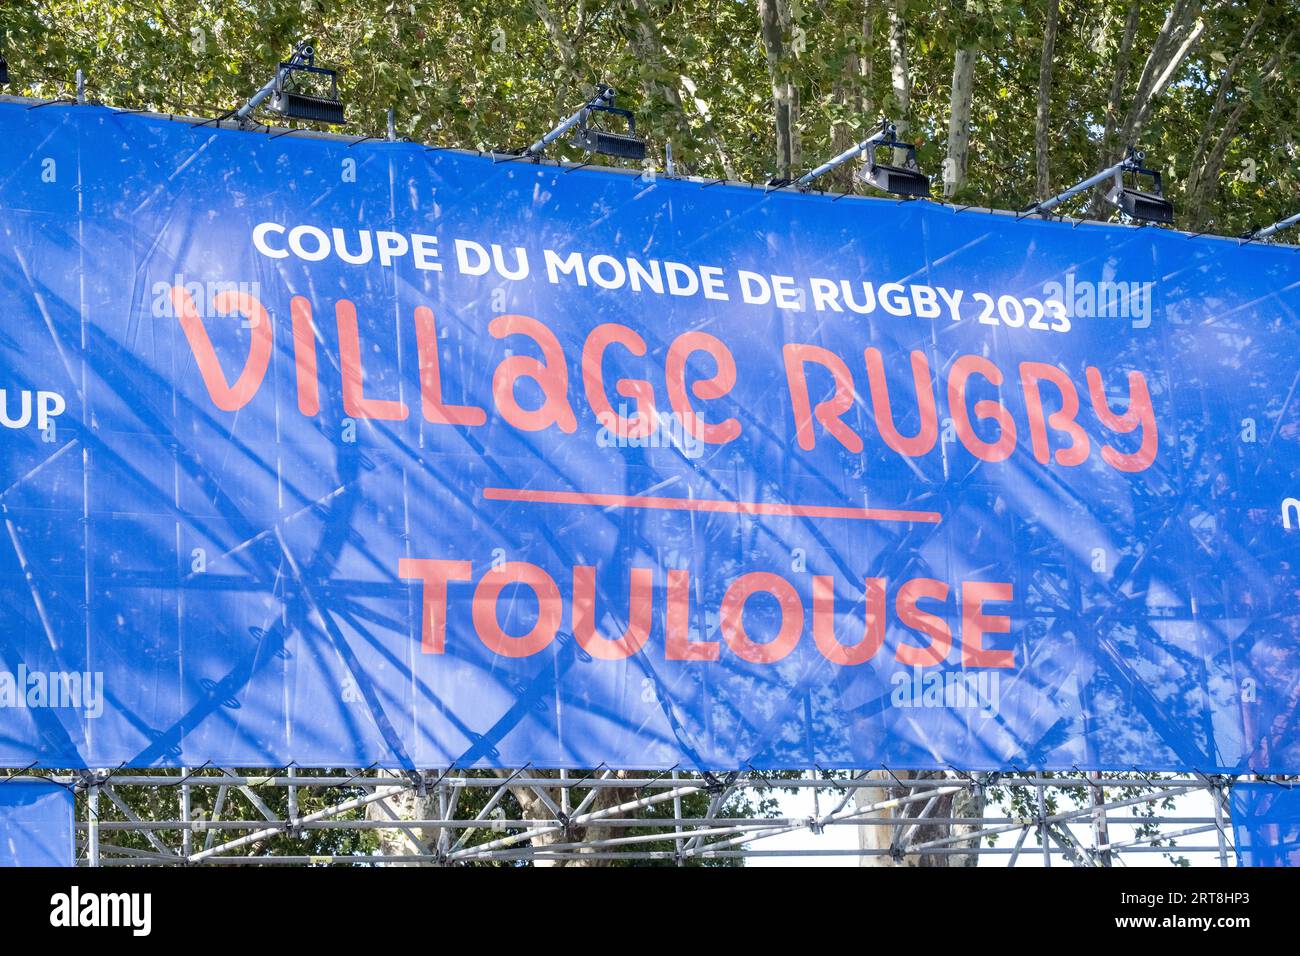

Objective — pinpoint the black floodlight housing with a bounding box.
[0,56,8,86]
[855,127,931,198]
[1107,150,1174,224]
[571,100,646,161]
[528,84,646,162]
[267,45,344,124]
[235,41,345,127]
[1026,146,1174,225]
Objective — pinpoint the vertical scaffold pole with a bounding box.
[672,770,684,866]
[1213,782,1229,868]
[287,765,299,839]
[1037,784,1051,868]
[87,773,100,867]
[181,766,193,858]
[1090,772,1111,866]
[437,770,452,866]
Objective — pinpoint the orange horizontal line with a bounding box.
[483,487,941,524]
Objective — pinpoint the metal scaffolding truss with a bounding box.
[1,767,1258,866]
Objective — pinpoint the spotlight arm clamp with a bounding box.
[794,120,896,189]
[234,40,316,125]
[1030,146,1155,216]
[527,84,619,158]
[1247,211,1300,241]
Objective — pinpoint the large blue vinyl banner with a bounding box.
[1231,783,1300,867]
[0,781,75,866]
[0,100,1297,771]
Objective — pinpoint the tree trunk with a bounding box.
[886,0,911,164]
[620,0,684,170]
[1184,13,1281,228]
[530,0,578,70]
[856,771,985,866]
[496,769,634,867]
[1093,0,1203,215]
[1101,0,1141,163]
[365,771,443,866]
[758,0,799,180]
[944,46,976,198]
[1034,0,1060,200]
[1119,0,1204,146]
[827,8,874,192]
[529,0,583,110]
[1186,42,1286,228]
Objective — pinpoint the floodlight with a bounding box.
[786,118,929,197]
[1107,157,1174,225]
[0,56,8,86]
[1244,211,1300,242]
[527,84,646,162]
[1028,147,1173,224]
[234,41,345,126]
[1111,186,1174,224]
[855,128,931,198]
[571,123,646,161]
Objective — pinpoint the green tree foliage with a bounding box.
[3,0,1296,233]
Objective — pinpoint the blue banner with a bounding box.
[0,781,75,866]
[1231,783,1300,867]
[0,99,1297,771]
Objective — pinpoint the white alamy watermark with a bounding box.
[0,666,104,719]
[1282,497,1300,530]
[50,887,151,936]
[151,276,263,320]
[890,668,1001,719]
[1042,273,1155,329]
[596,406,705,459]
